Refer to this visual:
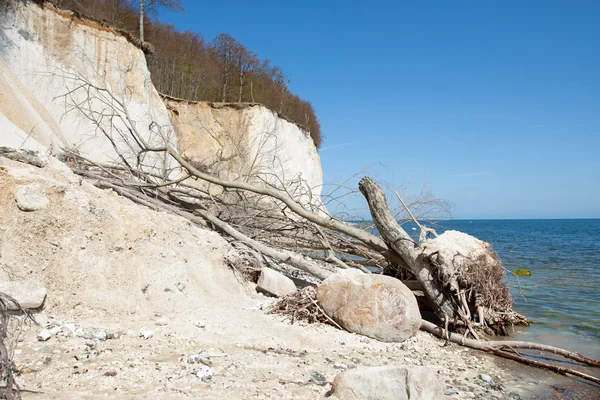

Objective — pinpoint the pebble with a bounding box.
[60,324,76,336]
[92,331,108,341]
[74,328,88,338]
[155,318,169,326]
[37,329,54,341]
[194,320,206,328]
[310,372,327,386]
[194,366,213,382]
[187,351,211,366]
[37,326,62,341]
[445,387,459,395]
[480,373,493,384]
[138,328,153,339]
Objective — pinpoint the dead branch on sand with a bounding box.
[0,292,34,400]
[420,320,600,385]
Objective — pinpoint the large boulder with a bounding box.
[329,365,444,400]
[256,268,297,297]
[0,281,47,310]
[316,270,420,342]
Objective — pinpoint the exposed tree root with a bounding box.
[359,177,525,333]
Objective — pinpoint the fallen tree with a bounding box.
[41,69,529,332]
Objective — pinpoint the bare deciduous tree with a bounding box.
[138,0,184,42]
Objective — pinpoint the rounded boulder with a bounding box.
[316,270,421,342]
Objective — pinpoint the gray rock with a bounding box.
[330,365,444,400]
[193,366,213,382]
[58,325,75,337]
[256,268,297,297]
[187,351,211,366]
[14,183,48,211]
[480,374,493,384]
[316,270,421,342]
[0,281,47,310]
[92,331,108,341]
[445,387,459,395]
[310,372,327,386]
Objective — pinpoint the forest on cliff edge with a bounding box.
[46,0,323,148]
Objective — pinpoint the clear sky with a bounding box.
[158,0,600,219]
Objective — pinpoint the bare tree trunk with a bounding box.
[238,71,244,102]
[250,79,255,102]
[139,0,145,42]
[358,177,456,319]
[222,72,228,102]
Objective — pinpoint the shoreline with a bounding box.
[492,356,600,400]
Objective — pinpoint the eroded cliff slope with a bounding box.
[164,98,323,197]
[0,1,174,164]
[0,1,322,194]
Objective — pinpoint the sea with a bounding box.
[421,219,600,360]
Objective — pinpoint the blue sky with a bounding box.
[159,1,599,219]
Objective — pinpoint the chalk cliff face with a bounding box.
[0,1,175,166]
[0,1,322,195]
[164,99,323,197]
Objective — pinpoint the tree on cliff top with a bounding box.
[47,0,323,149]
[138,0,184,42]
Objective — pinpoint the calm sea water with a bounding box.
[431,219,600,359]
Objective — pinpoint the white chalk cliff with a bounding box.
[0,1,322,195]
[164,98,323,198]
[0,1,175,167]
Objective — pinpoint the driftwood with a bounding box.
[421,320,600,385]
[89,176,333,280]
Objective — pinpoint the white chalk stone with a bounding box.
[15,183,48,211]
[0,281,47,310]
